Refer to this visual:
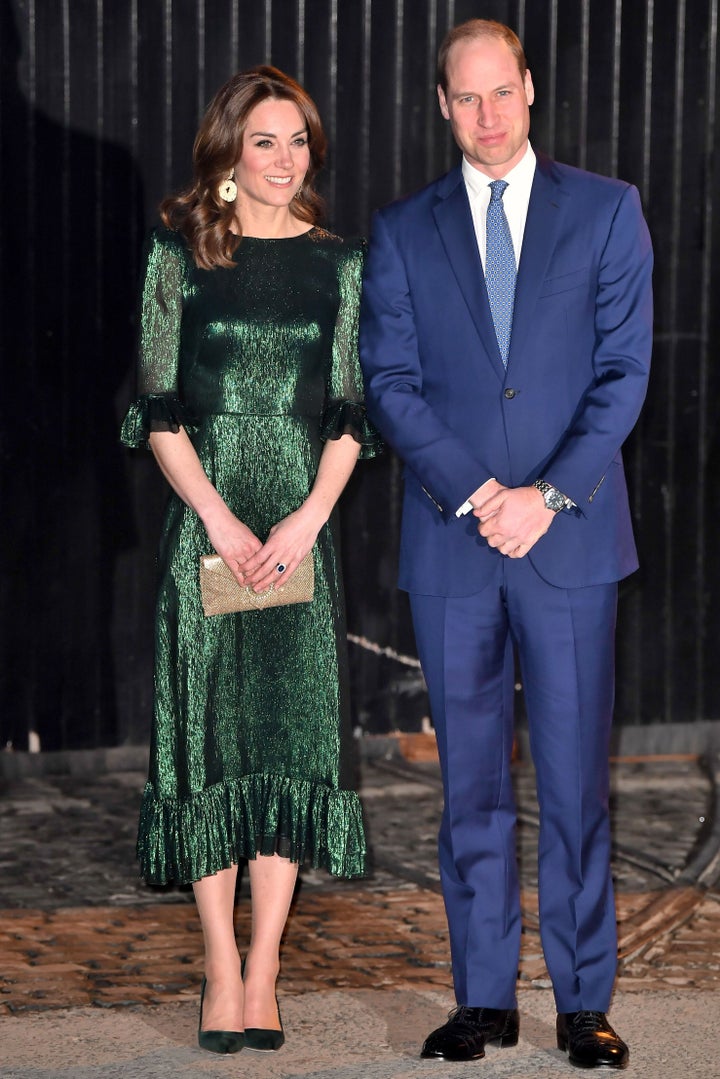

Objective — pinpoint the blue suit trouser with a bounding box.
[409,554,618,1013]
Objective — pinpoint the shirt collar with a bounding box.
[462,142,536,200]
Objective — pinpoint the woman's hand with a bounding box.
[237,431,361,593]
[240,506,323,593]
[204,509,263,586]
[148,429,262,585]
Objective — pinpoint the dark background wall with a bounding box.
[1,0,718,753]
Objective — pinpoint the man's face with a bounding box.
[437,36,534,178]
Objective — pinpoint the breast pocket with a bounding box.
[538,267,591,298]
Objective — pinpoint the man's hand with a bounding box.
[467,477,505,510]
[473,485,557,558]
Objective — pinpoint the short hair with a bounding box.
[162,66,327,270]
[437,19,527,91]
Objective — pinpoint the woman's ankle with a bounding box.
[242,952,280,982]
[204,954,243,983]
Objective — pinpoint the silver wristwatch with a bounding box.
[533,479,571,513]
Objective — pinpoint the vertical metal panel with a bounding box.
[359,0,372,225]
[230,1,239,71]
[163,0,173,194]
[264,0,272,60]
[1,0,719,749]
[578,0,589,169]
[547,0,558,156]
[642,0,655,200]
[196,0,206,122]
[697,0,717,717]
[393,0,404,199]
[609,0,621,177]
[129,0,139,169]
[327,0,338,214]
[95,0,104,339]
[666,1,686,721]
[295,0,306,85]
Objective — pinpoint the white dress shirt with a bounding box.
[455,144,537,517]
[463,142,536,270]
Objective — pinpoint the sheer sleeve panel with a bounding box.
[321,238,383,459]
[120,229,198,449]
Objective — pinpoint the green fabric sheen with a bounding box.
[121,225,381,885]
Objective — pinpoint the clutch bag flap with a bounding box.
[199,550,314,616]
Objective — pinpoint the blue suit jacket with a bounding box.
[359,152,653,596]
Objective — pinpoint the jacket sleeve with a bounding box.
[359,209,492,516]
[539,184,653,511]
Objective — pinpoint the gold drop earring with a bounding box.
[218,169,238,202]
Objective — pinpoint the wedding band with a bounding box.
[276,563,286,574]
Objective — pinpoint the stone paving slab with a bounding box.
[0,988,717,1078]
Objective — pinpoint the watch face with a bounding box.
[545,489,565,511]
[534,479,566,511]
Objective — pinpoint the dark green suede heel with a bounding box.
[241,959,285,1052]
[198,976,244,1054]
[244,1003,285,1053]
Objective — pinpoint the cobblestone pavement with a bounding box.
[1,744,718,1020]
[1,743,719,1077]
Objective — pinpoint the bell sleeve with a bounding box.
[320,238,383,460]
[120,229,198,449]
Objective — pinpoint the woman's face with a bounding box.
[234,98,310,212]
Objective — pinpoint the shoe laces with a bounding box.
[447,1006,495,1034]
[570,1011,607,1033]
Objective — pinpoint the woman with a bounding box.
[121,66,380,1055]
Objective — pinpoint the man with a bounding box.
[359,18,652,1071]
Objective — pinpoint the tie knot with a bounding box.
[489,179,508,202]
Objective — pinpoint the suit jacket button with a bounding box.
[504,387,516,399]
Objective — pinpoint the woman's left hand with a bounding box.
[240,507,323,593]
[241,431,361,592]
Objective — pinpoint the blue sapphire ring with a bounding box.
[276,563,287,574]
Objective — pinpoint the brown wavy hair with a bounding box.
[161,66,327,270]
[437,19,527,91]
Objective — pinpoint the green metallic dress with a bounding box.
[120,225,380,885]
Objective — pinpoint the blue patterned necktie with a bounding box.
[485,179,516,366]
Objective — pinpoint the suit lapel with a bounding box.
[432,169,505,382]
[507,153,567,367]
[431,156,568,377]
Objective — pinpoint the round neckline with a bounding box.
[238,226,319,242]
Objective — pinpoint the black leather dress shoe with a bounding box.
[420,1006,519,1061]
[557,1011,629,1069]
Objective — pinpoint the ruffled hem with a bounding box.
[136,773,367,885]
[120,393,199,449]
[320,399,383,459]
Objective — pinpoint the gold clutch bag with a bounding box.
[199,550,315,616]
